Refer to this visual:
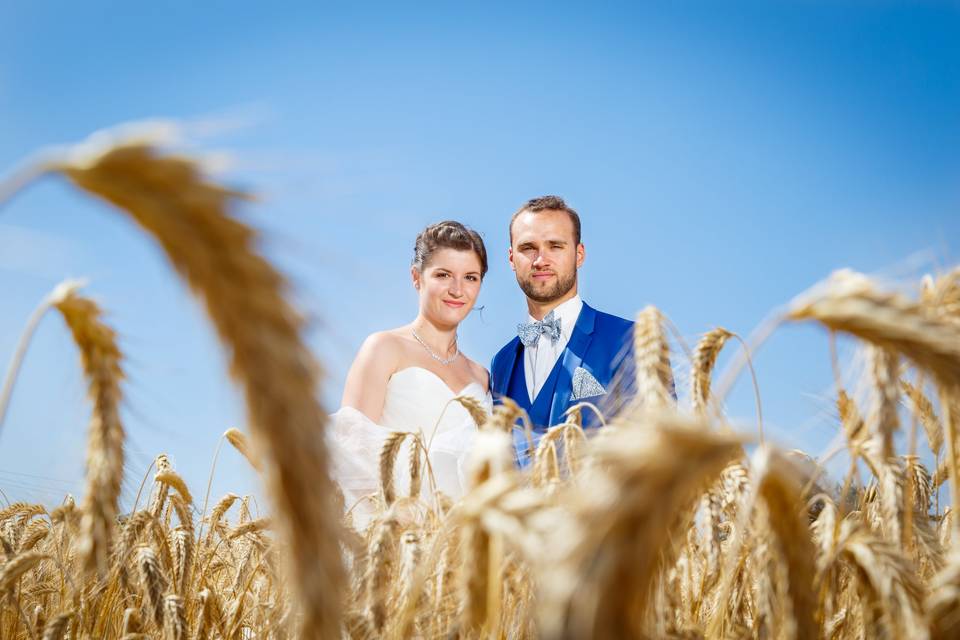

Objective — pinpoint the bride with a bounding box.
[327,221,492,524]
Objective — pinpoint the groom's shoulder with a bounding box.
[586,304,634,335]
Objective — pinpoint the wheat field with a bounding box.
[0,126,958,639]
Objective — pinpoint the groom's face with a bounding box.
[509,209,585,304]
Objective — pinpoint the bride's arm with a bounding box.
[466,358,491,394]
[340,332,399,423]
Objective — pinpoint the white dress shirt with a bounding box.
[524,295,583,401]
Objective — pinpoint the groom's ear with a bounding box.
[576,243,585,268]
[508,247,516,272]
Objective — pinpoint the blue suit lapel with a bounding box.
[493,337,522,397]
[548,303,597,425]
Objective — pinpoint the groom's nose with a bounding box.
[532,251,549,268]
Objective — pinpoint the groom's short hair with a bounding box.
[510,195,582,245]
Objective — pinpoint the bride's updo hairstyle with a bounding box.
[412,221,488,279]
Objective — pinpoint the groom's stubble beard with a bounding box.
[517,268,578,304]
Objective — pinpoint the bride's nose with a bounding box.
[448,279,463,297]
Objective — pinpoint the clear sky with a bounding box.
[1,1,958,509]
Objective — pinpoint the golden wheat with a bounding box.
[3,127,960,639]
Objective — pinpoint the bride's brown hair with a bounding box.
[412,221,488,279]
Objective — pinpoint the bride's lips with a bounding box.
[443,300,465,308]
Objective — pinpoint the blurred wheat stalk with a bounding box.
[0,124,958,639]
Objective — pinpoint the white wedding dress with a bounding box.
[327,366,492,526]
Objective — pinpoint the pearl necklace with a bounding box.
[412,329,459,366]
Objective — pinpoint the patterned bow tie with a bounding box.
[517,311,561,348]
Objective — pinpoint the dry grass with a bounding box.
[0,126,959,638]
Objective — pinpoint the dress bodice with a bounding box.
[380,366,490,441]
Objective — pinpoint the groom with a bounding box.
[490,196,636,466]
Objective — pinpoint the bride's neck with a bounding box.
[410,316,458,355]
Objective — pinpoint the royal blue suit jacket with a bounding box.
[489,302,636,432]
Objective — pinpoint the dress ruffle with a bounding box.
[327,395,485,528]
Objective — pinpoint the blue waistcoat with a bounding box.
[505,344,565,440]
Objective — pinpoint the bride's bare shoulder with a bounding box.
[463,355,490,391]
[355,328,414,362]
[344,331,407,400]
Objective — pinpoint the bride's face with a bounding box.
[413,248,483,327]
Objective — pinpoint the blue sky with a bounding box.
[1,1,958,508]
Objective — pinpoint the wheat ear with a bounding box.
[40,613,72,640]
[0,551,48,594]
[868,346,901,461]
[136,544,168,628]
[691,327,733,415]
[832,520,929,637]
[750,448,819,639]
[364,509,400,631]
[928,549,960,640]
[224,427,262,471]
[901,379,944,457]
[44,131,343,637]
[788,269,960,386]
[34,282,125,579]
[790,270,960,527]
[162,594,186,640]
[544,414,743,639]
[633,306,675,410]
[379,431,411,506]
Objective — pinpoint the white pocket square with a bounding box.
[570,367,606,401]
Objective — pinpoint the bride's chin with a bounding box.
[429,308,468,328]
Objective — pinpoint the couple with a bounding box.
[328,196,635,516]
